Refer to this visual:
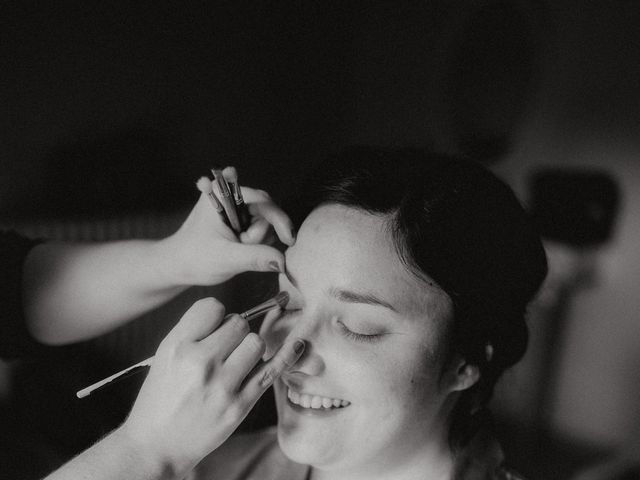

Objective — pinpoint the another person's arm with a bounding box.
[44,297,305,480]
[22,187,294,345]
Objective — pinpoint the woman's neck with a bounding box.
[308,439,455,480]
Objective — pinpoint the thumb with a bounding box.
[228,243,284,273]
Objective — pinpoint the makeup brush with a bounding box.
[76,292,290,399]
[196,177,225,213]
[211,168,242,233]
[223,166,251,231]
[196,176,232,228]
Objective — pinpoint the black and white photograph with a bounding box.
[1,2,639,479]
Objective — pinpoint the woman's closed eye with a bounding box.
[279,308,386,344]
[336,319,385,343]
[280,308,302,319]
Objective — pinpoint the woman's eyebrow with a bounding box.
[329,287,397,312]
[282,267,396,312]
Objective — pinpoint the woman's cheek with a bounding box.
[259,310,297,360]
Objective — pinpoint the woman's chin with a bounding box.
[275,395,342,467]
[276,423,334,466]
[273,376,356,468]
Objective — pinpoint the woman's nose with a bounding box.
[259,309,324,376]
[259,308,298,358]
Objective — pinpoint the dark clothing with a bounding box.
[0,231,43,359]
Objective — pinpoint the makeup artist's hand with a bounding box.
[117,297,305,476]
[160,187,294,286]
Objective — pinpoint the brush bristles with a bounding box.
[274,291,290,309]
[223,166,239,184]
[196,176,213,193]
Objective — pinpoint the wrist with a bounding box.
[151,235,196,288]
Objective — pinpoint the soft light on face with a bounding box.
[260,204,458,476]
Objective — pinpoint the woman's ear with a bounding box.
[443,356,481,393]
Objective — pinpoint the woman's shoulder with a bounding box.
[188,427,309,480]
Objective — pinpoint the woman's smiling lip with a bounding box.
[287,387,351,407]
[285,392,351,416]
[279,378,351,415]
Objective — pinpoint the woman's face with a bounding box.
[260,204,457,476]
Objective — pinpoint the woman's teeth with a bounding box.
[287,388,350,409]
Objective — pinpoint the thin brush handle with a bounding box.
[77,314,258,399]
[211,169,242,233]
[76,292,288,399]
[227,180,251,231]
[76,358,152,399]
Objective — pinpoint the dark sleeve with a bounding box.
[0,231,46,359]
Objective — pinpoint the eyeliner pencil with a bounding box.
[76,292,289,399]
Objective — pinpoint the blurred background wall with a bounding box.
[1,1,639,478]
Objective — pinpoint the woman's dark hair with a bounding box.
[288,146,548,449]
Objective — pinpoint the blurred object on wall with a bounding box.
[492,167,623,476]
[529,168,620,424]
[530,168,620,247]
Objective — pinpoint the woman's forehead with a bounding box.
[291,205,395,272]
[286,205,452,320]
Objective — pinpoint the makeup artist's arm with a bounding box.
[44,297,305,480]
[23,187,295,345]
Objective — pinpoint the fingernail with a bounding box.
[268,261,282,272]
[294,339,305,355]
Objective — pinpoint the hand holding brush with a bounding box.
[157,173,295,287]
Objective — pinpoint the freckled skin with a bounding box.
[260,205,464,479]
